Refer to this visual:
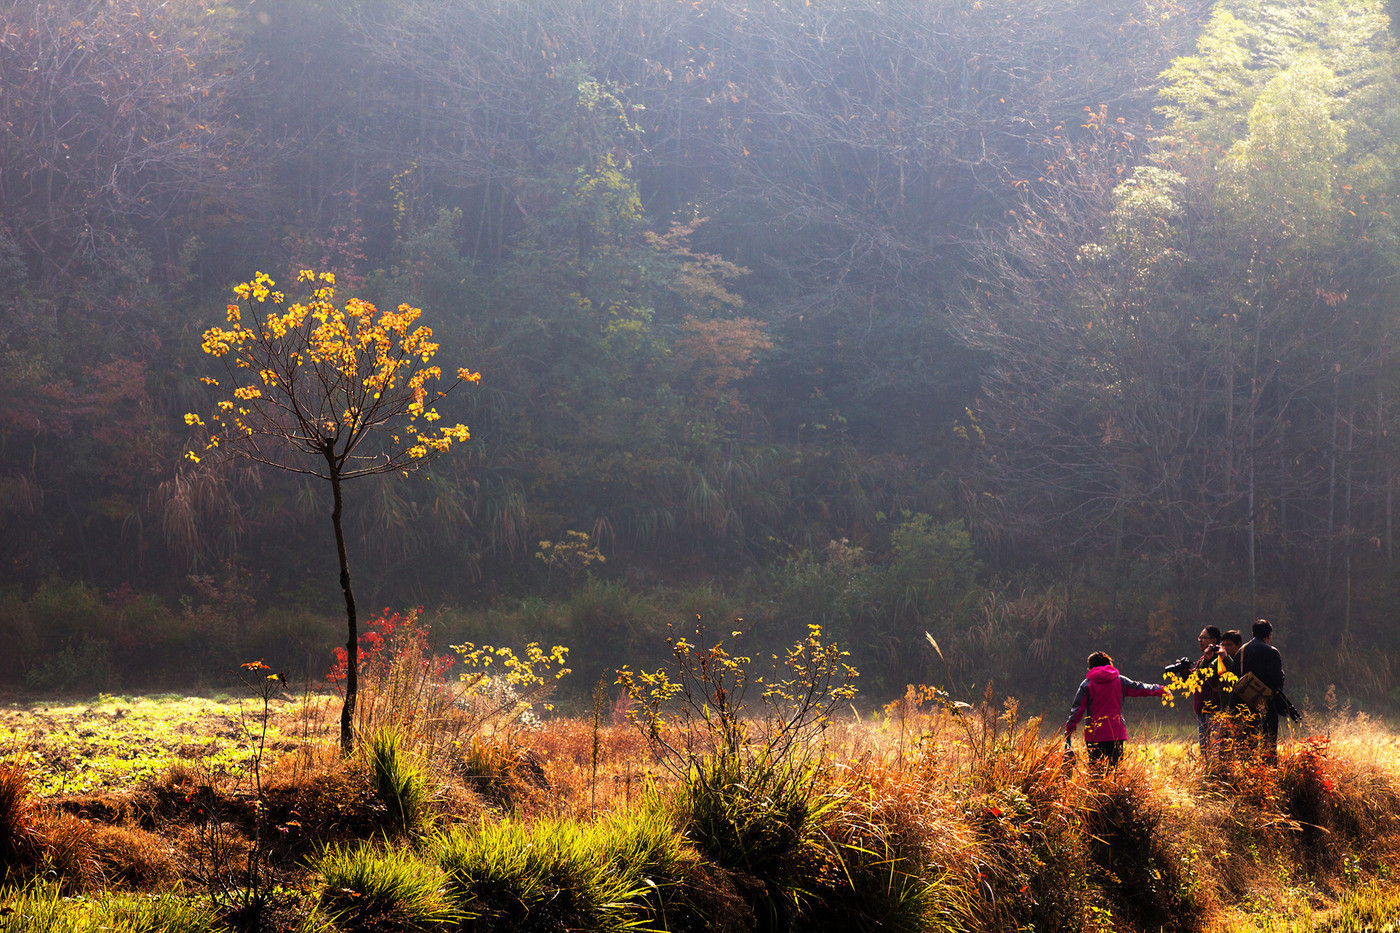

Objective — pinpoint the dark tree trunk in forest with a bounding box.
[1326,369,1340,581]
[330,466,359,754]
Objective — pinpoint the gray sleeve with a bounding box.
[1066,681,1090,732]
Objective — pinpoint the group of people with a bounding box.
[1064,619,1286,766]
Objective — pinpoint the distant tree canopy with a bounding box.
[955,0,1400,634]
[0,0,1397,694]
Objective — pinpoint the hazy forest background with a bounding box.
[1,0,1398,712]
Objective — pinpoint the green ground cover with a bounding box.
[0,693,296,796]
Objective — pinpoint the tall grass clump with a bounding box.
[316,841,457,933]
[585,795,721,932]
[907,692,1096,933]
[1203,731,1400,881]
[433,812,666,932]
[0,760,37,876]
[1076,760,1206,933]
[1281,736,1400,873]
[365,728,434,838]
[617,622,947,931]
[676,746,838,929]
[779,765,968,933]
[0,761,98,893]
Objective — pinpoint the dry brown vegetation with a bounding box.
[2,643,1400,933]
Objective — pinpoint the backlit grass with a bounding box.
[0,694,296,796]
[2,674,1399,933]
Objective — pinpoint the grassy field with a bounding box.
[1,637,1399,933]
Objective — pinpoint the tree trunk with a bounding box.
[1248,301,1261,605]
[1344,403,1354,636]
[1325,368,1340,581]
[1381,383,1392,563]
[331,469,358,753]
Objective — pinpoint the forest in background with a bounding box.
[0,0,1397,708]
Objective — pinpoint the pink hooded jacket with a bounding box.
[1065,664,1164,743]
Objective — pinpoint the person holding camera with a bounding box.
[1239,619,1285,762]
[1065,651,1166,766]
[1190,626,1223,753]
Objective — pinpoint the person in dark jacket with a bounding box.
[1217,630,1243,703]
[1065,651,1166,766]
[1239,619,1285,761]
[1191,625,1222,753]
[1214,629,1245,757]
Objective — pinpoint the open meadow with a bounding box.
[2,628,1400,933]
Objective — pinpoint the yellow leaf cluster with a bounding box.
[184,271,478,471]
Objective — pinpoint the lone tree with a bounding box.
[186,270,479,751]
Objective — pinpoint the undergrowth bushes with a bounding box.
[4,615,1400,933]
[1078,764,1205,933]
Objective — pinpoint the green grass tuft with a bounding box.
[366,728,433,838]
[0,881,220,933]
[316,841,457,933]
[677,746,838,929]
[433,808,676,932]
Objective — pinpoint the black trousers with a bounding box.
[1086,740,1124,766]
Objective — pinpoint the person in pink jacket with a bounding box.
[1065,651,1165,766]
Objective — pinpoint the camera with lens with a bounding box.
[1163,657,1194,678]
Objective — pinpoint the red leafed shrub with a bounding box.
[327,607,454,685]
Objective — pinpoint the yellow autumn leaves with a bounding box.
[185,271,480,468]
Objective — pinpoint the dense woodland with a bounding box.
[1,0,1398,706]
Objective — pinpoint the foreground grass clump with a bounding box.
[1077,761,1204,933]
[364,729,434,839]
[4,613,1400,933]
[315,798,706,933]
[0,881,220,933]
[316,843,456,932]
[436,804,684,932]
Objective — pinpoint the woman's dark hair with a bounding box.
[1088,651,1113,668]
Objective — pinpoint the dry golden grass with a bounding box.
[88,823,178,889]
[529,719,659,817]
[3,681,1399,933]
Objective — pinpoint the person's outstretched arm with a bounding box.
[1120,675,1165,698]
